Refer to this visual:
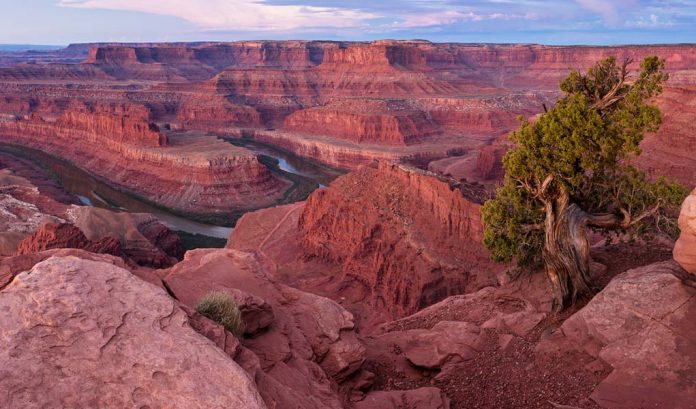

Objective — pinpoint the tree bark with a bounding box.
[542,194,595,311]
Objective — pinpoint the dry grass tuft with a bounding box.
[195,291,245,337]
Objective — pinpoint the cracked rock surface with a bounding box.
[538,260,696,409]
[0,255,266,409]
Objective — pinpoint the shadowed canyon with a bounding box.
[1,40,695,409]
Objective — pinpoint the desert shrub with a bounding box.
[195,291,245,337]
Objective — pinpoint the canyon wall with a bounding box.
[0,41,694,214]
[0,102,287,214]
[298,162,502,318]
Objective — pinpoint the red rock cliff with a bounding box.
[56,100,166,147]
[299,162,502,318]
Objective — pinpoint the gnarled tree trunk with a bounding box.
[543,194,593,311]
[542,192,625,311]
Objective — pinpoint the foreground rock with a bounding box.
[538,260,696,408]
[674,188,696,274]
[162,248,366,408]
[0,255,266,409]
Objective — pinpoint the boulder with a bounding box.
[0,255,266,409]
[402,321,484,369]
[537,260,696,408]
[674,188,696,274]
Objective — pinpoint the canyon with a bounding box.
[1,41,694,204]
[0,40,695,409]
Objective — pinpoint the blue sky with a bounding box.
[0,0,694,45]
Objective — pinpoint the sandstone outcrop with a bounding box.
[162,248,366,408]
[0,110,288,213]
[57,100,166,147]
[68,206,184,267]
[0,170,184,267]
[674,188,696,274]
[0,255,266,409]
[299,162,501,319]
[14,222,123,257]
[283,99,442,145]
[537,260,696,408]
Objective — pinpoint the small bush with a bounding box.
[195,291,245,337]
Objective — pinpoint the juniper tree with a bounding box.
[482,56,686,311]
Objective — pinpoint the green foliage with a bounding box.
[482,56,687,266]
[195,291,245,337]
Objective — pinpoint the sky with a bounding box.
[0,0,694,45]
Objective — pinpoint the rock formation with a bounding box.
[56,100,167,147]
[674,188,696,274]
[0,40,695,409]
[298,162,501,319]
[0,255,266,409]
[537,260,696,408]
[0,113,287,214]
[2,41,694,194]
[67,206,183,267]
[0,169,183,267]
[14,222,123,257]
[162,248,366,408]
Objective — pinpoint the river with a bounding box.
[0,139,342,241]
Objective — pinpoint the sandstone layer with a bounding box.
[0,108,287,214]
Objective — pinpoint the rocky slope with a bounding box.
[0,167,182,267]
[1,175,694,408]
[299,162,501,319]
[225,162,502,329]
[162,248,367,408]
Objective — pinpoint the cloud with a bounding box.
[394,9,531,28]
[574,0,638,24]
[57,0,378,31]
[626,13,675,27]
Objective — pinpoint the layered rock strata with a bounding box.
[299,162,501,318]
[0,107,287,213]
[1,41,694,191]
